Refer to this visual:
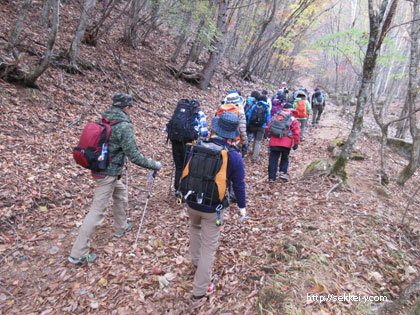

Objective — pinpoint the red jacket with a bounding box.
[265,111,300,148]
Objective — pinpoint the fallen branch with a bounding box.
[66,113,83,128]
[326,178,343,199]
[106,40,168,118]
[0,284,20,303]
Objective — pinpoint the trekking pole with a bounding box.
[168,161,174,195]
[129,170,157,257]
[126,166,130,220]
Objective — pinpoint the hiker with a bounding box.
[179,111,246,301]
[166,99,208,195]
[68,94,162,264]
[219,91,248,156]
[244,91,260,114]
[279,81,289,97]
[261,89,272,112]
[271,99,283,117]
[266,103,300,182]
[311,88,326,125]
[246,95,271,162]
[293,91,311,141]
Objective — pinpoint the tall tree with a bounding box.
[5,0,33,52]
[23,0,60,86]
[68,0,97,68]
[330,0,399,179]
[200,0,229,90]
[396,0,420,185]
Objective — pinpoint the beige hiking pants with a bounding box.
[70,175,128,258]
[187,206,222,296]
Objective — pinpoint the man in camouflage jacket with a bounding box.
[69,93,162,264]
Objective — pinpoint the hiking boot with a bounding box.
[269,179,275,183]
[114,222,133,238]
[68,253,97,264]
[279,172,289,181]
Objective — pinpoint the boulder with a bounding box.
[303,158,332,176]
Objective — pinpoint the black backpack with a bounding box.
[249,102,267,127]
[313,92,324,106]
[179,141,234,208]
[167,99,200,143]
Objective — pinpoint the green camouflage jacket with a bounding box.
[100,106,158,176]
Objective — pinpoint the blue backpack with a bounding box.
[244,96,256,114]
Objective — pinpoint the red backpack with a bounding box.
[295,100,308,118]
[73,118,123,171]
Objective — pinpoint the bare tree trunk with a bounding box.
[24,0,60,87]
[39,0,52,27]
[122,0,147,47]
[241,1,276,80]
[397,0,420,185]
[200,0,229,90]
[68,0,97,65]
[6,0,33,52]
[170,8,193,63]
[331,0,399,180]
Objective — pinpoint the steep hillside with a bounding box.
[0,2,419,314]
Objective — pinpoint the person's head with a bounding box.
[258,95,268,102]
[262,90,268,96]
[315,87,320,92]
[281,81,287,87]
[283,102,293,109]
[226,92,244,106]
[297,91,306,99]
[113,93,133,113]
[228,89,241,96]
[211,111,240,140]
[250,91,260,99]
[272,99,280,107]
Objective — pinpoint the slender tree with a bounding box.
[68,0,97,67]
[330,0,399,180]
[200,0,229,90]
[23,0,60,86]
[397,0,420,185]
[5,0,33,52]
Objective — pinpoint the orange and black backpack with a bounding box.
[212,103,242,145]
[295,99,308,118]
[178,140,234,208]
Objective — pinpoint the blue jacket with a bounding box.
[186,138,246,212]
[246,100,271,128]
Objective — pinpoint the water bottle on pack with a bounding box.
[98,144,108,170]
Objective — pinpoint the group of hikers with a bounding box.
[69,85,326,303]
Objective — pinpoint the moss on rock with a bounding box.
[303,158,332,176]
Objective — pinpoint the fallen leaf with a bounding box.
[369,271,383,282]
[151,267,162,275]
[90,301,99,309]
[164,272,176,281]
[97,277,108,287]
[158,276,169,288]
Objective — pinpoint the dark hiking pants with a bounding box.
[171,140,187,191]
[268,146,291,180]
[312,104,324,125]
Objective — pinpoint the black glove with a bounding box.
[292,144,298,150]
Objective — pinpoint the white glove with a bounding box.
[238,207,246,222]
[155,161,162,170]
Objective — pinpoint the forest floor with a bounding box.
[1,2,420,314]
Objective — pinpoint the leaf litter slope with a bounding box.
[0,11,419,315]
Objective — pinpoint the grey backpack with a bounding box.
[268,111,293,138]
